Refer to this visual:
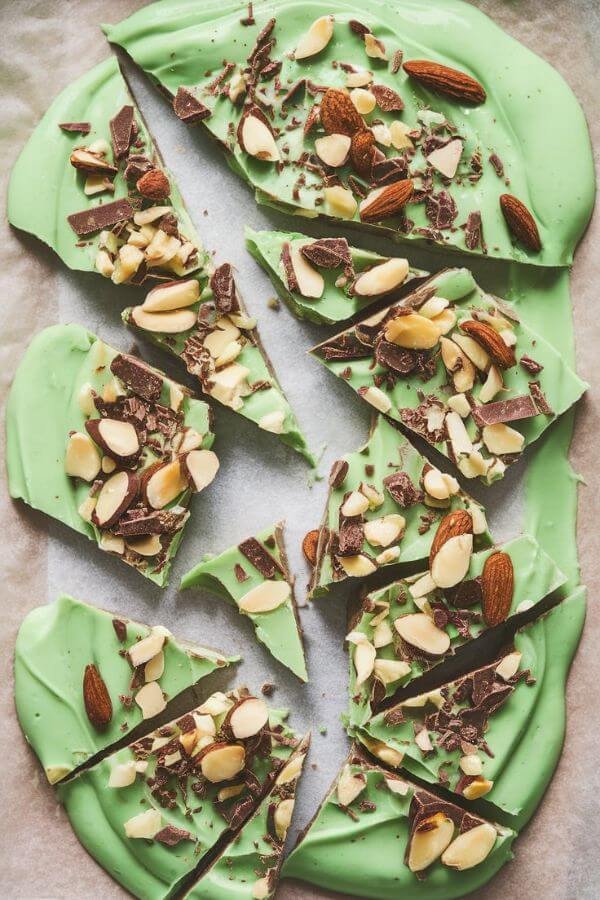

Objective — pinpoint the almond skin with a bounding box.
[499,194,542,252]
[302,529,320,566]
[481,551,514,626]
[403,60,486,104]
[137,168,171,200]
[350,129,377,179]
[429,509,472,567]
[360,179,414,222]
[320,88,364,136]
[459,320,516,369]
[83,663,113,730]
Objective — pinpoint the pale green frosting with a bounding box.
[313,267,587,484]
[181,524,307,682]
[284,760,515,898]
[5,323,214,586]
[347,534,565,729]
[57,697,297,900]
[105,0,595,266]
[246,227,426,324]
[353,592,586,818]
[311,414,490,597]
[14,594,234,783]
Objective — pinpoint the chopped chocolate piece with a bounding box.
[349,19,371,36]
[238,537,283,579]
[110,105,135,159]
[489,152,505,178]
[371,84,404,112]
[113,510,186,537]
[337,518,364,556]
[210,263,240,315]
[157,212,179,237]
[445,577,483,609]
[383,706,405,726]
[390,49,404,74]
[173,87,212,124]
[425,191,458,230]
[260,60,282,81]
[234,563,249,583]
[123,154,154,182]
[154,825,193,846]
[281,78,307,107]
[59,121,91,134]
[520,355,544,375]
[301,238,352,272]
[303,104,320,136]
[383,472,423,507]
[372,157,409,186]
[280,243,298,292]
[112,618,127,642]
[329,459,349,489]
[375,340,417,375]
[320,334,372,361]
[240,2,255,26]
[464,210,483,250]
[529,382,553,415]
[471,395,538,427]
[110,354,163,403]
[261,681,275,696]
[67,199,134,236]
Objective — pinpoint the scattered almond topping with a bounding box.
[499,194,542,252]
[337,765,367,806]
[65,432,101,481]
[394,612,450,656]
[459,319,516,369]
[324,185,357,218]
[124,808,162,839]
[315,133,351,167]
[294,15,335,60]
[199,742,246,783]
[349,129,377,178]
[462,776,494,800]
[135,681,166,719]
[429,509,473,565]
[403,59,486,104]
[238,106,280,161]
[441,823,497,870]
[482,422,525,455]
[238,580,291,613]
[481,551,514,625]
[353,258,409,297]
[83,663,113,730]
[408,812,455,872]
[385,312,440,350]
[359,179,414,222]
[302,529,320,566]
[426,138,463,179]
[137,168,170,200]
[227,697,269,739]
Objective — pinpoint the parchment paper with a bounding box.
[0,1,598,897]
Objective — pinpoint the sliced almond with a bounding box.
[287,245,324,298]
[364,514,405,547]
[200,742,246,783]
[238,580,291,614]
[99,531,125,554]
[142,279,200,312]
[409,572,436,600]
[86,418,139,461]
[277,754,305,785]
[354,259,409,297]
[373,658,411,685]
[135,681,166,719]
[394,613,450,656]
[143,459,188,510]
[431,533,473,588]
[341,490,370,517]
[459,754,483,776]
[239,111,280,161]
[360,385,391,413]
[431,308,457,335]
[93,470,138,528]
[468,503,487,536]
[364,33,387,60]
[102,456,117,474]
[65,432,101,481]
[426,138,463,179]
[419,296,449,319]
[441,823,497,870]
[376,546,400,565]
[145,229,181,266]
[179,428,204,454]
[208,363,250,409]
[130,306,196,334]
[227,697,269,739]
[274,797,295,840]
[482,423,524,455]
[440,337,476,392]
[360,482,385,509]
[385,313,440,350]
[315,133,351,168]
[324,185,357,218]
[95,249,114,276]
[295,15,334,59]
[144,651,165,682]
[129,628,167,667]
[453,333,490,372]
[462,777,493,800]
[370,123,391,146]
[390,120,413,150]
[353,639,376,686]
[479,365,504,403]
[338,554,377,577]
[346,69,373,88]
[373,619,394,648]
[445,411,474,457]
[258,410,285,434]
[108,761,137,788]
[360,735,404,768]
[384,777,410,795]
[183,449,219,493]
[203,318,241,358]
[447,393,471,418]
[337,765,367,806]
[423,468,458,501]
[408,812,455,872]
[495,650,522,681]
[350,88,376,114]
[112,244,144,285]
[124,808,162,839]
[78,495,96,523]
[415,729,433,753]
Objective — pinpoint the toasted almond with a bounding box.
[408,812,455,872]
[83,663,112,730]
[359,180,414,222]
[440,337,476,392]
[354,258,409,297]
[112,244,144,284]
[452,333,490,372]
[481,551,514,626]
[238,580,291,614]
[500,194,541,252]
[70,148,117,176]
[143,459,188,510]
[108,761,138,788]
[431,533,473,589]
[218,783,245,802]
[337,765,367,806]
[142,279,200,312]
[199,742,246,783]
[93,470,138,528]
[130,306,196,334]
[277,754,305,785]
[86,418,140,461]
[364,514,405,547]
[353,638,376,686]
[324,185,358,218]
[373,658,411,684]
[350,128,377,178]
[286,244,325,297]
[376,546,400,565]
[447,393,471,418]
[403,60,486,104]
[320,88,363,136]
[360,734,404,768]
[341,490,370,517]
[315,133,351,167]
[135,681,166,719]
[183,449,219,493]
[385,312,440,350]
[445,411,474,457]
[462,777,493,800]
[482,423,524,455]
[495,650,522,681]
[441,823,497,870]
[203,317,241,357]
[302,529,320,565]
[394,613,450,656]
[99,531,125,555]
[338,554,377,577]
[431,308,457,335]
[295,15,335,59]
[459,320,516,369]
[124,808,162,839]
[65,432,101,481]
[129,628,166,667]
[419,296,449,319]
[227,697,269,739]
[364,33,387,60]
[479,365,504,403]
[429,509,472,566]
[208,362,251,408]
[238,109,280,161]
[359,385,392,413]
[423,468,458,501]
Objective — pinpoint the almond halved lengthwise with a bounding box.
[199,742,246,783]
[92,470,139,528]
[237,580,291,614]
[141,278,200,312]
[408,812,455,872]
[394,612,451,656]
[441,823,498,870]
[226,697,269,739]
[336,765,367,806]
[130,305,197,334]
[295,15,335,60]
[182,449,220,493]
[65,431,101,481]
[85,418,140,462]
[353,258,409,297]
[142,459,188,510]
[238,107,280,162]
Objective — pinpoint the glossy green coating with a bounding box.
[181,524,307,682]
[14,594,234,783]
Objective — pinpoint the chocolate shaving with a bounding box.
[280,243,298,292]
[154,825,193,846]
[489,152,505,178]
[234,563,249,583]
[210,263,240,315]
[173,87,212,124]
[67,199,134,236]
[319,333,372,361]
[471,395,537,427]
[113,509,186,537]
[110,105,135,159]
[390,50,404,74]
[464,211,483,251]
[110,354,163,403]
[349,19,371,36]
[59,121,91,134]
[372,157,409,186]
[238,537,283,578]
[371,84,404,112]
[529,382,553,415]
[425,190,458,230]
[383,472,423,507]
[445,577,483,609]
[375,340,417,375]
[112,618,127,642]
[520,355,543,375]
[329,459,349,489]
[301,238,352,273]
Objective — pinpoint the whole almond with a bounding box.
[459,320,516,369]
[499,194,542,252]
[429,509,472,567]
[359,179,414,222]
[350,129,377,178]
[481,551,514,626]
[83,663,113,730]
[302,529,320,566]
[403,60,486,104]
[320,88,364,136]
[137,168,171,200]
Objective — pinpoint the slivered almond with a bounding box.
[403,60,486,104]
[294,15,335,60]
[429,510,472,567]
[500,194,541,252]
[353,258,409,297]
[459,320,516,369]
[320,88,363,136]
[359,180,414,222]
[83,663,113,730]
[481,551,514,626]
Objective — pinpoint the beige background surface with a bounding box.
[0,1,598,897]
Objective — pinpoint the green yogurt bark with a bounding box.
[246,228,427,324]
[6,324,219,586]
[104,0,595,266]
[283,749,515,899]
[57,687,301,900]
[347,534,565,729]
[351,592,585,818]
[182,524,307,682]
[184,734,309,899]
[14,594,235,784]
[312,268,586,484]
[309,414,489,598]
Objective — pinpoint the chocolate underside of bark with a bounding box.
[67,198,134,235]
[470,394,538,427]
[110,104,135,159]
[110,354,163,403]
[238,537,284,578]
[173,86,212,123]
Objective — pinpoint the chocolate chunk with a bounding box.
[383,472,423,507]
[348,19,370,36]
[471,395,538,427]
[489,152,504,178]
[154,825,193,846]
[373,157,409,186]
[173,87,212,123]
[113,510,185,536]
[123,154,154,182]
[520,355,543,375]
[426,191,458,230]
[529,382,553,415]
[320,333,372,361]
[157,212,179,237]
[234,563,249,583]
[301,238,352,272]
[238,537,283,578]
[67,198,134,236]
[375,340,416,374]
[110,105,135,159]
[112,618,127,642]
[390,50,404,75]
[110,354,163,403]
[210,263,240,315]
[329,459,349,489]
[59,121,91,134]
[337,518,364,556]
[445,577,483,609]
[371,84,404,112]
[464,211,483,251]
